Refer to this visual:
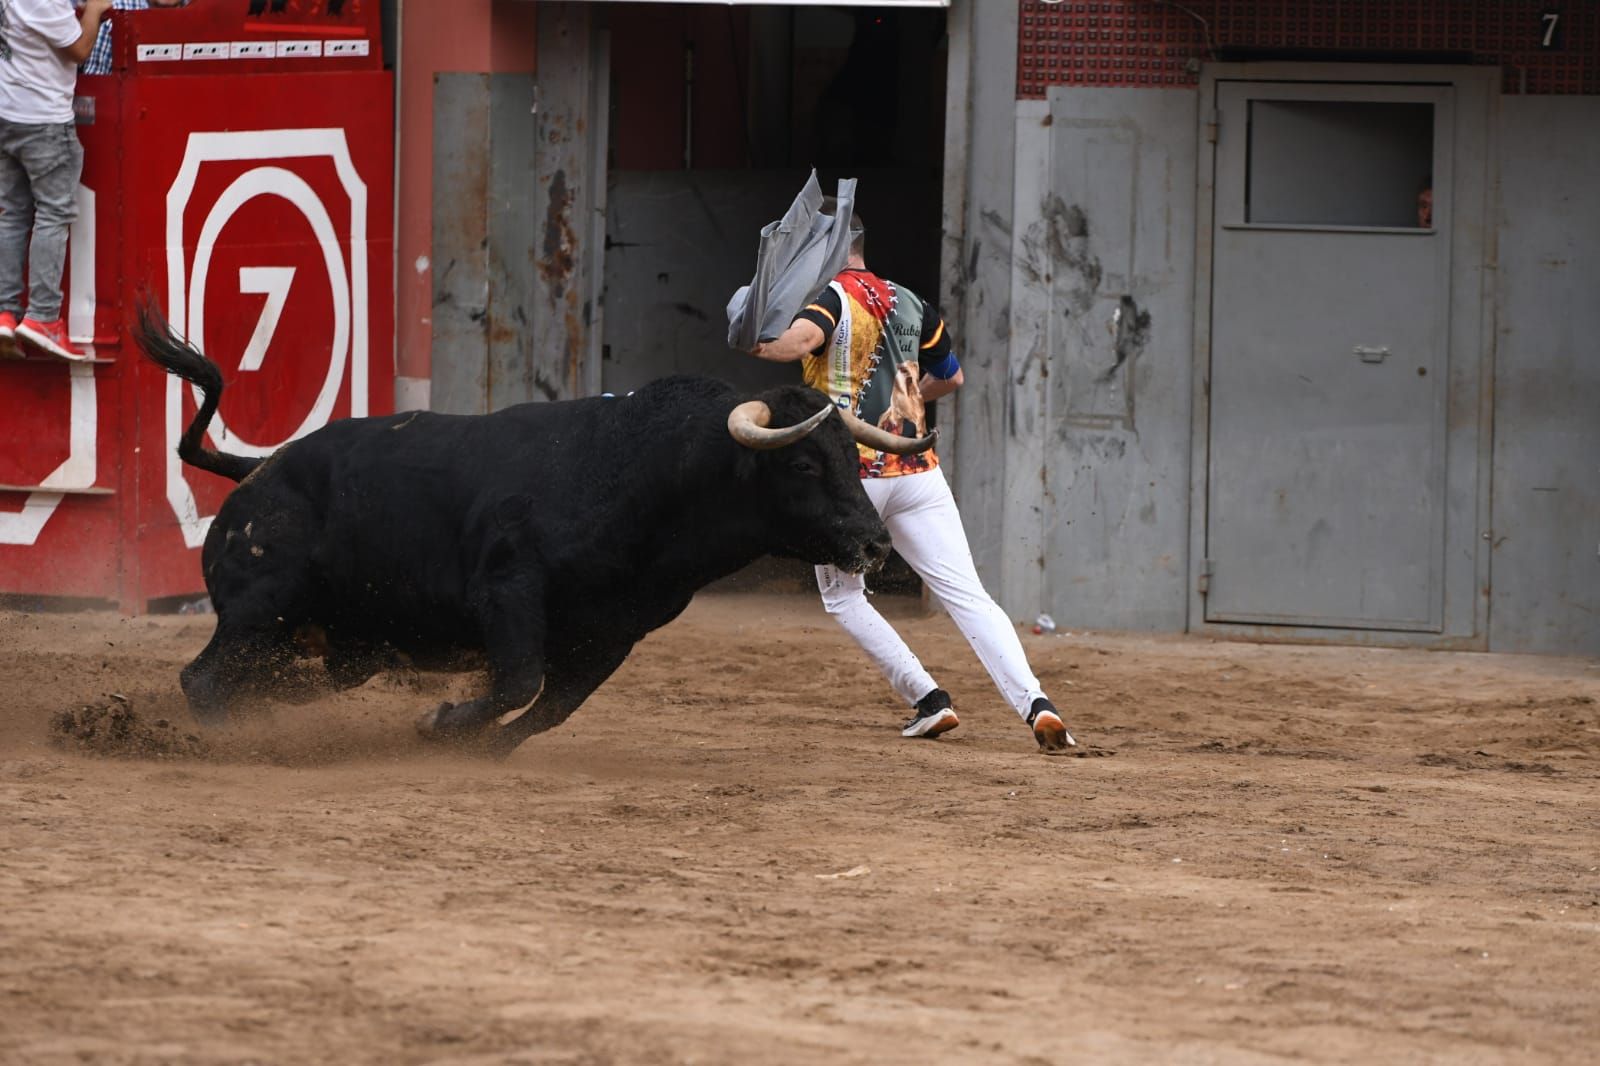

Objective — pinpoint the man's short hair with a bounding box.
[819,196,865,255]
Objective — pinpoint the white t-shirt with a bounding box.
[0,0,83,124]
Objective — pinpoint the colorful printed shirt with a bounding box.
[795,269,960,479]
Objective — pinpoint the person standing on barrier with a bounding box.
[0,0,111,360]
[80,0,186,77]
[746,203,1077,754]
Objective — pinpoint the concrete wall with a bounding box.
[423,3,608,414]
[396,0,536,411]
[973,80,1600,654]
[998,90,1197,632]
[958,24,1595,655]
[1490,96,1600,656]
[528,3,608,406]
[945,0,1198,633]
[940,0,1019,607]
[430,73,539,415]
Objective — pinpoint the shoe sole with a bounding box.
[1033,712,1077,754]
[902,708,959,739]
[15,324,89,361]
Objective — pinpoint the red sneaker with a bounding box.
[0,311,18,358]
[15,316,89,361]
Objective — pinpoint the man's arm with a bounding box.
[919,367,963,402]
[63,0,115,65]
[916,306,963,402]
[749,318,825,363]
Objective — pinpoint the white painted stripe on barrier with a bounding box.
[324,39,370,57]
[136,44,181,61]
[276,40,323,58]
[182,42,229,60]
[0,363,98,545]
[230,41,275,59]
[68,186,95,345]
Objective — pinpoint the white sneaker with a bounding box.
[901,688,959,738]
[1028,698,1076,754]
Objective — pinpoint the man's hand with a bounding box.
[747,319,825,363]
[66,0,114,64]
[918,367,963,402]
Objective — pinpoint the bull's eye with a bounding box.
[788,457,821,478]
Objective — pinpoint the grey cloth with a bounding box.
[726,171,857,350]
[0,118,82,321]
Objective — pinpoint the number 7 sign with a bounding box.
[163,128,371,548]
[1540,10,1564,50]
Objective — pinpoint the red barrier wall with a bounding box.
[0,2,393,611]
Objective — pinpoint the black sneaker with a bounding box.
[901,687,959,739]
[1027,697,1076,754]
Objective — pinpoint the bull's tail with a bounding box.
[133,298,263,484]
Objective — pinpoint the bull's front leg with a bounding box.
[416,592,546,742]
[482,639,635,759]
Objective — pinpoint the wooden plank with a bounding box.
[429,73,491,415]
[0,484,114,496]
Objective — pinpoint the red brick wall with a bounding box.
[1018,0,1598,96]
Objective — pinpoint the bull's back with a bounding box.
[218,404,623,640]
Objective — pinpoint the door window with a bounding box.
[1246,100,1433,228]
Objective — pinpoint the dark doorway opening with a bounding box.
[601,3,948,592]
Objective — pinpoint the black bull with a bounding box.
[134,305,934,756]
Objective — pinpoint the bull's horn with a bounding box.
[727,400,835,450]
[839,408,939,455]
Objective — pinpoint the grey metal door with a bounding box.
[1205,81,1453,631]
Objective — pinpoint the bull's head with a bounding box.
[726,389,936,573]
[728,398,937,458]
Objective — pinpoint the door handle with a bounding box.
[1354,345,1390,364]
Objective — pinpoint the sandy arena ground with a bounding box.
[1,592,1598,1065]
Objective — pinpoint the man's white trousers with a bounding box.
[814,467,1045,719]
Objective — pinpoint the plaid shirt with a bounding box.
[81,0,151,77]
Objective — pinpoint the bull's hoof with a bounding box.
[416,703,500,755]
[189,710,232,730]
[415,701,456,740]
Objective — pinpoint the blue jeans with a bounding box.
[0,118,83,322]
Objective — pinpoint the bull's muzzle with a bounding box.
[860,532,893,573]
